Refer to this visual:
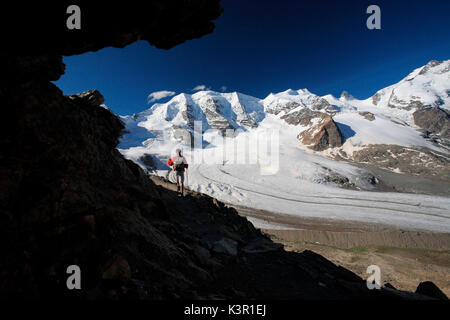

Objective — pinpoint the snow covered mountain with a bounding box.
[120,59,449,167]
[117,60,450,232]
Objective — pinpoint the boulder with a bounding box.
[281,108,320,126]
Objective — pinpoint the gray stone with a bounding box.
[67,89,105,107]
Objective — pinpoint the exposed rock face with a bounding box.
[266,101,301,115]
[281,108,322,126]
[307,96,337,114]
[139,154,156,172]
[172,125,194,146]
[203,97,235,131]
[196,93,262,131]
[279,108,344,151]
[372,92,382,105]
[264,90,337,116]
[0,2,442,300]
[415,281,449,300]
[418,60,448,75]
[370,59,449,114]
[340,91,354,100]
[312,166,358,189]
[298,114,344,151]
[413,107,450,142]
[350,145,450,181]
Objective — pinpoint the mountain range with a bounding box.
[119,59,449,181]
[3,1,448,301]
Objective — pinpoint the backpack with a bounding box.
[173,156,185,172]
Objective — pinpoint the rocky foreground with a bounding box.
[0,1,447,300]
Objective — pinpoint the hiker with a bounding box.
[167,148,188,197]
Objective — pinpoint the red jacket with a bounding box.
[168,155,188,171]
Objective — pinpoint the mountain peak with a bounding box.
[418,59,449,76]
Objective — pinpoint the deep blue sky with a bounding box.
[56,0,450,115]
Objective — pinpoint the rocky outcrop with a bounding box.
[67,89,105,107]
[279,108,344,151]
[1,2,222,88]
[415,281,449,300]
[265,90,336,116]
[139,154,156,172]
[0,1,443,300]
[419,60,449,75]
[307,96,337,114]
[350,144,450,181]
[413,107,450,142]
[281,108,320,126]
[297,113,344,151]
[172,125,194,146]
[2,2,223,53]
[203,97,235,132]
[369,60,449,135]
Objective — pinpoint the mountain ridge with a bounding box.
[120,59,449,179]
